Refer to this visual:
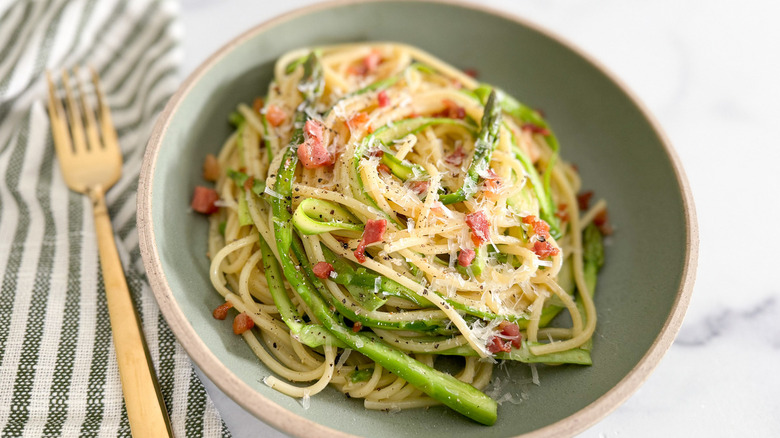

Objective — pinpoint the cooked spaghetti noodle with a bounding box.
[199,43,608,425]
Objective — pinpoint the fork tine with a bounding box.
[89,66,119,151]
[61,69,88,154]
[75,67,102,152]
[46,71,74,158]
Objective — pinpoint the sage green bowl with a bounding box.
[138,1,698,436]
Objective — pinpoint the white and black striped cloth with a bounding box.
[0,0,229,436]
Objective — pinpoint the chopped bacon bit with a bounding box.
[297,120,334,169]
[483,179,501,200]
[465,211,490,246]
[233,312,254,334]
[409,180,429,195]
[484,178,501,191]
[313,262,334,279]
[377,163,391,174]
[354,219,387,263]
[191,186,219,214]
[348,112,369,129]
[265,104,286,126]
[464,68,479,78]
[593,209,613,235]
[348,49,382,76]
[458,249,476,267]
[487,336,511,354]
[377,90,390,108]
[577,191,594,211]
[482,169,501,199]
[522,215,551,239]
[370,149,384,158]
[366,125,374,134]
[435,99,466,119]
[363,49,382,74]
[406,112,421,119]
[352,321,363,333]
[445,145,466,166]
[305,118,323,138]
[202,154,220,182]
[533,240,560,258]
[498,321,522,348]
[555,203,569,222]
[252,97,264,114]
[212,302,233,320]
[362,219,387,244]
[243,176,255,192]
[521,123,550,136]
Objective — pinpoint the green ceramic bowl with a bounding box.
[138,1,697,436]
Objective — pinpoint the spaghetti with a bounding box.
[198,43,608,425]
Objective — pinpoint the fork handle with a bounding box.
[89,186,173,438]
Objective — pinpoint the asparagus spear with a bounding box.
[576,222,604,342]
[258,233,345,348]
[582,222,605,294]
[472,84,558,153]
[284,54,309,74]
[228,111,245,127]
[273,231,497,423]
[321,245,433,308]
[495,86,561,238]
[321,244,530,324]
[290,235,444,331]
[227,170,266,227]
[291,198,364,235]
[411,337,591,366]
[325,62,436,115]
[271,52,497,425]
[439,89,502,205]
[466,85,562,238]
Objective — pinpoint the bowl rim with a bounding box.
[137,1,699,436]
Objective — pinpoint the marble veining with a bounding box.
[675,296,779,348]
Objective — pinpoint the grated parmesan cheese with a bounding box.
[335,348,352,372]
[301,389,311,410]
[264,186,285,200]
[530,364,540,386]
[535,259,553,268]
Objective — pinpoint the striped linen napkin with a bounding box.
[0,0,230,436]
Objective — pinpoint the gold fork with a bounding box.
[47,68,173,438]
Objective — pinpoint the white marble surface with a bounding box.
[177,0,780,436]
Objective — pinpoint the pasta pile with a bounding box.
[198,43,608,425]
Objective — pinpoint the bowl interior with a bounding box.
[145,2,692,437]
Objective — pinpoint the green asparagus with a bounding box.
[439,89,502,205]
